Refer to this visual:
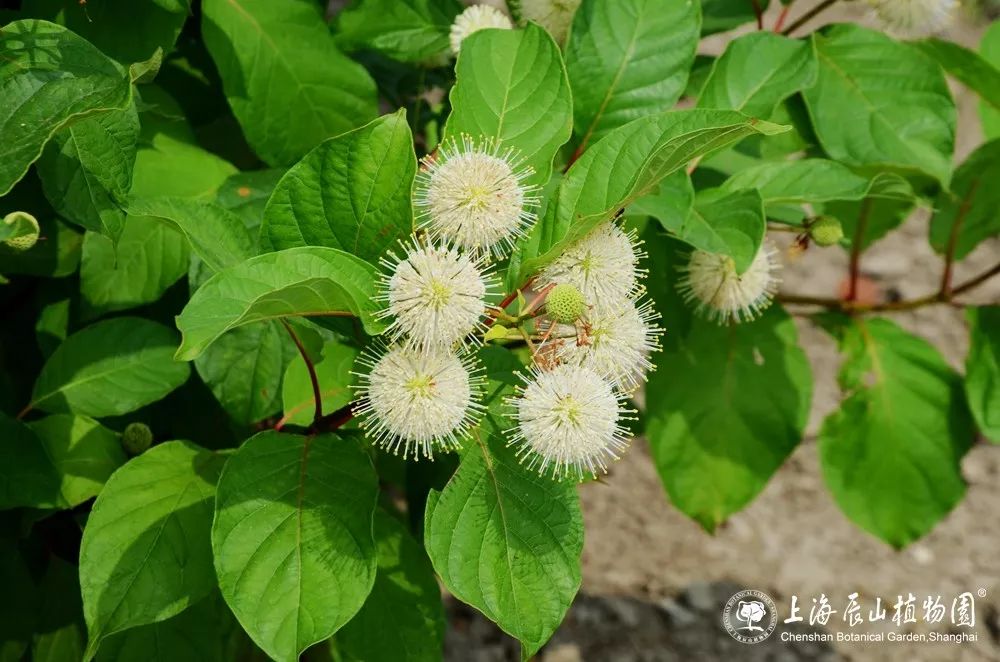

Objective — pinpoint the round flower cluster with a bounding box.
[866,0,957,35]
[450,4,513,54]
[676,241,781,325]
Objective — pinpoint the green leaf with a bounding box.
[175,247,385,361]
[80,441,226,658]
[628,169,694,235]
[0,537,40,661]
[566,0,701,149]
[215,169,285,237]
[201,0,378,166]
[96,594,233,662]
[336,509,445,662]
[929,139,1000,261]
[517,109,788,280]
[79,218,189,316]
[966,306,1000,443]
[79,133,238,314]
[280,339,358,428]
[0,20,132,196]
[917,37,1000,120]
[698,32,817,118]
[35,104,140,242]
[127,197,255,272]
[700,0,768,35]
[819,317,973,547]
[29,317,191,417]
[32,556,86,662]
[803,25,955,187]
[646,306,811,531]
[212,431,378,662]
[0,412,61,509]
[261,111,416,262]
[27,414,127,509]
[23,0,189,64]
[424,431,583,656]
[825,195,914,251]
[194,322,298,425]
[721,159,913,208]
[979,22,1000,139]
[334,0,461,62]
[445,23,572,187]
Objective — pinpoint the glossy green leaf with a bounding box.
[80,441,226,658]
[23,0,189,64]
[688,188,766,273]
[334,0,461,62]
[698,32,817,118]
[424,431,583,656]
[917,37,1000,119]
[79,132,238,315]
[127,197,255,272]
[979,21,1000,139]
[29,317,191,417]
[0,412,61,509]
[261,111,415,262]
[79,218,189,316]
[280,339,358,428]
[517,109,788,280]
[215,169,285,237]
[819,317,973,548]
[96,595,233,662]
[336,510,445,662]
[803,24,955,186]
[445,23,572,187]
[35,104,140,242]
[212,431,378,662]
[929,139,1000,261]
[201,0,378,166]
[175,247,384,361]
[647,305,811,531]
[566,0,701,149]
[629,169,694,234]
[966,306,1000,443]
[194,321,298,425]
[27,414,127,509]
[0,20,132,196]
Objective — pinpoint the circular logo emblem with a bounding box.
[722,590,778,644]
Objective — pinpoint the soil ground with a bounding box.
[445,5,1000,661]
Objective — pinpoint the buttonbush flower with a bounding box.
[553,298,663,393]
[537,222,645,312]
[676,242,780,324]
[353,344,484,459]
[414,135,539,258]
[866,0,957,35]
[450,4,513,54]
[377,239,496,349]
[508,364,633,480]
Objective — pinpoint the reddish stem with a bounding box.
[282,321,323,427]
[773,4,793,32]
[845,198,873,303]
[940,181,979,299]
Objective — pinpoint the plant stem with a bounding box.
[781,0,839,35]
[485,278,534,327]
[750,0,764,29]
[846,198,873,303]
[773,2,794,32]
[939,182,978,298]
[778,261,1000,313]
[282,320,323,427]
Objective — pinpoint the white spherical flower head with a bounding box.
[519,0,582,44]
[377,239,496,349]
[450,4,513,54]
[415,136,539,258]
[554,299,663,393]
[354,345,484,459]
[677,241,780,324]
[866,0,956,35]
[537,222,645,312]
[509,364,633,480]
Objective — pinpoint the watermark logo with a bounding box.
[723,589,778,643]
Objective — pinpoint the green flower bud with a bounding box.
[2,212,40,251]
[546,283,587,324]
[809,216,844,247]
[122,423,153,456]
